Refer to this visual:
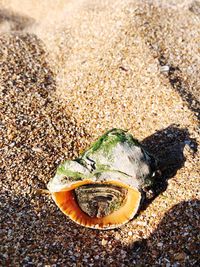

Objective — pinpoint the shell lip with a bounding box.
[52,186,141,230]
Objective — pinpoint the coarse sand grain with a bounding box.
[0,0,199,266]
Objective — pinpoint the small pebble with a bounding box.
[128,231,133,236]
[101,239,107,246]
[160,65,170,73]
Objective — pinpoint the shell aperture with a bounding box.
[74,184,128,218]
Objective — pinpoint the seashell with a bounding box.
[47,129,157,229]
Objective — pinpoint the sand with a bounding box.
[0,0,199,266]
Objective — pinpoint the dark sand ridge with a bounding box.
[0,0,199,266]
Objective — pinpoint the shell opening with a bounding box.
[74,184,128,218]
[52,181,141,229]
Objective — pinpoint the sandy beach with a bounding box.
[0,0,199,266]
